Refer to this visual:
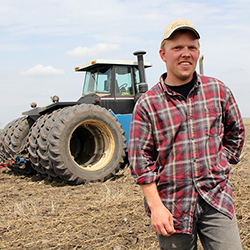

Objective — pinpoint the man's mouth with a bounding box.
[179,62,191,65]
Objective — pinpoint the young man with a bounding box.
[128,19,245,250]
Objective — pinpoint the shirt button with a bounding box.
[193,158,197,162]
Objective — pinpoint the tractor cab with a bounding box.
[75,56,152,114]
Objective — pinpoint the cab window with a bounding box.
[115,66,135,96]
[83,67,111,95]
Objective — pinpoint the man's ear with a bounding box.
[159,49,167,62]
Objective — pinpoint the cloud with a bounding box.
[20,65,65,77]
[66,43,120,58]
[0,0,250,126]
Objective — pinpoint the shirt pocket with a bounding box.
[205,107,222,137]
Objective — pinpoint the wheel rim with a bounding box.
[68,119,115,171]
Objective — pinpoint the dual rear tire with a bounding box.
[0,104,127,184]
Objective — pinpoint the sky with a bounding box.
[0,0,250,128]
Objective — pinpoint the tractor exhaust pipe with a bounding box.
[199,55,204,75]
[133,51,148,93]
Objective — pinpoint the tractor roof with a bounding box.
[75,59,152,72]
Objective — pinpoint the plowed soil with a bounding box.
[0,120,249,250]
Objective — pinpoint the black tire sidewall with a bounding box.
[49,104,126,182]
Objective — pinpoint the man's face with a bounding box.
[159,30,200,85]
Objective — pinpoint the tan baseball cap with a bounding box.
[161,19,200,44]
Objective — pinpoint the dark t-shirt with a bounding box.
[166,79,195,98]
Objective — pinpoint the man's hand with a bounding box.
[140,182,176,236]
[150,203,176,236]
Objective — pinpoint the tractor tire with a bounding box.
[28,114,48,175]
[2,117,35,174]
[0,119,18,163]
[47,104,127,185]
[0,118,19,157]
[9,117,33,154]
[36,109,61,178]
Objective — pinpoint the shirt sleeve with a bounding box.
[223,87,245,164]
[128,99,158,185]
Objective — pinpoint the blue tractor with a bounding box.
[0,51,152,184]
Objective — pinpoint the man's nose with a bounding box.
[181,47,191,57]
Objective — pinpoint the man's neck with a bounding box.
[165,74,194,86]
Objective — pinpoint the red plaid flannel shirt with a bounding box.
[128,72,245,234]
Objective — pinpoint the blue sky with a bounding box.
[0,0,249,128]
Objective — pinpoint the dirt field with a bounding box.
[0,120,249,250]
